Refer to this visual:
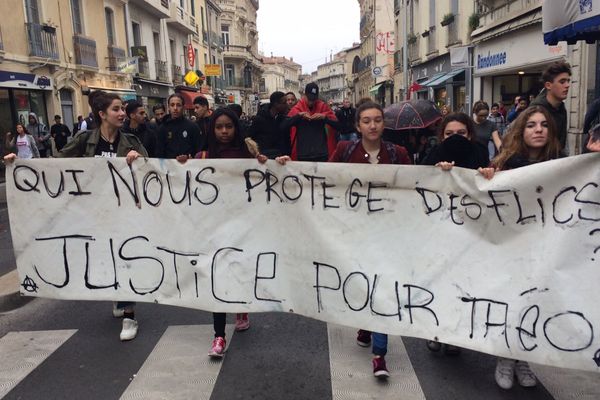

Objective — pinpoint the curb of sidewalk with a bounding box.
[0,270,34,312]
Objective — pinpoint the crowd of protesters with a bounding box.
[3,59,600,389]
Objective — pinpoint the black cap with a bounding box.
[305,83,319,101]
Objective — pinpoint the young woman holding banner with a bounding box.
[278,101,411,378]
[4,90,147,342]
[480,106,561,389]
[195,107,267,358]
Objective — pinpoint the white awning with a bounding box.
[543,0,600,45]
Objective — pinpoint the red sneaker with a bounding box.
[356,329,371,347]
[235,313,250,331]
[208,336,226,358]
[372,356,390,378]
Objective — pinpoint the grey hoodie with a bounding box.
[26,112,50,151]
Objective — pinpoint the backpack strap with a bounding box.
[341,139,361,162]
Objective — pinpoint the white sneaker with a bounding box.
[112,302,124,318]
[515,361,537,387]
[495,358,515,389]
[120,318,138,341]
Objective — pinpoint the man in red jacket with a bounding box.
[284,83,340,161]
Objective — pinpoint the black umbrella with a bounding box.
[384,100,442,131]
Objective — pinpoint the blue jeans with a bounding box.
[372,332,388,356]
[116,301,135,309]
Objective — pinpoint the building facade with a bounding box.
[261,56,301,98]
[218,0,263,114]
[471,0,588,153]
[316,55,346,105]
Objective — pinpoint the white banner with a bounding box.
[6,156,600,372]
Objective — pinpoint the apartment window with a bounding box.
[180,0,184,8]
[132,22,141,46]
[105,8,115,46]
[200,7,205,31]
[221,25,230,47]
[429,0,435,28]
[153,32,161,59]
[225,64,234,85]
[190,0,195,16]
[451,0,458,14]
[25,0,40,23]
[71,0,83,34]
[195,49,199,69]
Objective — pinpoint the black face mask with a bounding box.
[439,134,475,168]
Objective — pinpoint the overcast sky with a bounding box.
[256,0,360,74]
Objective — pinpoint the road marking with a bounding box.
[0,329,77,399]
[531,363,600,400]
[328,325,426,400]
[120,324,234,400]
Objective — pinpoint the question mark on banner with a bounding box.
[591,228,600,261]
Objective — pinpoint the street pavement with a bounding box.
[1,185,600,399]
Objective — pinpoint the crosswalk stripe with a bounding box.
[531,363,600,400]
[328,325,426,400]
[0,329,77,399]
[119,324,234,400]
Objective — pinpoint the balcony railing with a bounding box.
[172,64,182,84]
[447,20,459,46]
[137,60,150,77]
[107,45,126,71]
[155,60,169,81]
[408,36,420,63]
[225,77,251,88]
[477,0,541,28]
[210,31,223,49]
[427,28,437,55]
[26,23,59,59]
[73,35,98,67]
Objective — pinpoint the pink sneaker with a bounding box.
[208,336,226,358]
[235,313,250,332]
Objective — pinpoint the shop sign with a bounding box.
[0,71,53,90]
[477,51,507,70]
[205,64,221,76]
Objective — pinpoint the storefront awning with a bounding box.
[416,72,446,91]
[369,83,384,94]
[543,0,600,45]
[426,69,465,87]
[177,90,205,110]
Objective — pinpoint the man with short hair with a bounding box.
[193,95,210,149]
[283,83,340,161]
[27,113,50,157]
[50,115,71,151]
[248,91,290,158]
[152,103,167,126]
[335,98,357,141]
[156,94,202,161]
[530,60,571,149]
[488,103,506,136]
[285,92,298,112]
[123,101,158,157]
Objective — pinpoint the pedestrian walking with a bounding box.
[247,91,290,158]
[472,101,501,159]
[335,98,357,141]
[283,83,340,161]
[194,107,267,358]
[193,96,210,149]
[5,123,39,159]
[50,115,71,152]
[529,61,571,149]
[26,112,50,157]
[4,90,147,341]
[487,103,507,137]
[506,96,528,124]
[480,106,566,389]
[277,101,411,378]
[155,94,202,162]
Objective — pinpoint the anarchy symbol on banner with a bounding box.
[21,275,39,293]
